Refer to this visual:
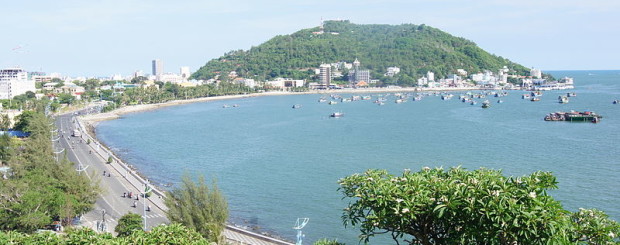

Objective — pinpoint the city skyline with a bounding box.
[1,0,618,77]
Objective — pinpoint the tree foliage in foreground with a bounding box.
[164,173,228,244]
[0,111,99,232]
[339,167,619,245]
[0,223,209,244]
[114,212,143,237]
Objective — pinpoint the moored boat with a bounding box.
[482,100,490,108]
[558,96,569,104]
[292,104,302,109]
[330,112,344,118]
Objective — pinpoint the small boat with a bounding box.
[531,97,540,102]
[330,112,344,118]
[613,100,619,104]
[522,94,531,99]
[378,102,385,106]
[482,100,490,108]
[318,98,327,103]
[292,104,302,109]
[497,100,503,104]
[222,104,230,108]
[328,101,338,105]
[567,92,577,97]
[470,100,477,105]
[232,104,239,107]
[558,96,569,104]
[395,99,404,104]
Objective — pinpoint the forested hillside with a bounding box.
[192,20,530,86]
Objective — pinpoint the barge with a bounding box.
[544,111,602,123]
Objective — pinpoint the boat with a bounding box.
[544,111,603,123]
[531,97,540,102]
[613,100,619,104]
[558,96,569,104]
[470,100,477,105]
[482,100,490,108]
[330,112,344,118]
[232,104,239,107]
[522,94,531,99]
[378,102,385,106]
[395,99,404,104]
[222,104,230,108]
[567,92,577,97]
[292,104,302,109]
[318,98,327,103]
[497,100,503,104]
[328,101,338,105]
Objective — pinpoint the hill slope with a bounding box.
[192,20,529,86]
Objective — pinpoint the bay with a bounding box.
[96,70,620,243]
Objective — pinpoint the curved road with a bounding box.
[55,108,292,245]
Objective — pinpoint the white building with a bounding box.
[426,71,435,81]
[530,68,542,79]
[385,67,400,77]
[180,67,191,80]
[159,73,183,83]
[0,67,36,99]
[265,78,305,89]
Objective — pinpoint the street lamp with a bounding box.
[143,180,153,230]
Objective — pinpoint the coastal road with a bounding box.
[55,108,293,245]
[55,112,168,233]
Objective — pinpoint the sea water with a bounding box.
[96,70,620,243]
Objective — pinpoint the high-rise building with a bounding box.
[319,64,331,86]
[0,67,36,99]
[348,58,371,86]
[152,59,163,78]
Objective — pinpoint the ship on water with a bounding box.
[544,111,602,123]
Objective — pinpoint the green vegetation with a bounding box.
[0,111,100,233]
[114,213,143,237]
[192,20,530,86]
[339,167,620,244]
[314,238,346,245]
[164,174,228,244]
[102,82,253,112]
[0,223,210,244]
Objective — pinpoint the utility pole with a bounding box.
[293,218,309,245]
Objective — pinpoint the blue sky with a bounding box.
[1,0,618,77]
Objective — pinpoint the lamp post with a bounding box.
[143,179,153,230]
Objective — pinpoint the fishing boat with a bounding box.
[330,112,344,118]
[482,100,491,108]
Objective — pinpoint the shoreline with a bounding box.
[80,86,489,125]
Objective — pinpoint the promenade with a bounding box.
[56,106,293,245]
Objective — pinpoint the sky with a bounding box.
[1,0,619,77]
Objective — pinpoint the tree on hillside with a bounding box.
[338,167,620,245]
[164,173,228,244]
[115,212,143,237]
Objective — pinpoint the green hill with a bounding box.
[192,20,530,86]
